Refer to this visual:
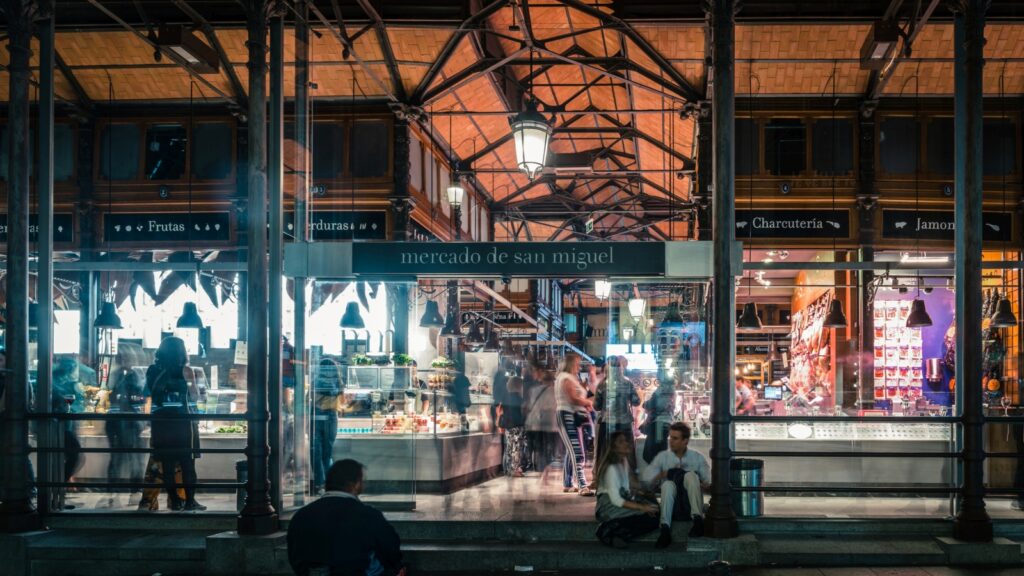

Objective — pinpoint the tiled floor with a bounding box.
[59,468,1024,522]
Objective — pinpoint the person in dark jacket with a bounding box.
[288,459,405,576]
[500,376,528,477]
[144,337,204,511]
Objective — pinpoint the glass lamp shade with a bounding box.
[906,298,933,328]
[339,302,365,329]
[594,280,612,300]
[419,300,445,328]
[440,311,462,337]
[95,301,124,330]
[446,184,465,209]
[627,297,647,321]
[990,296,1018,328]
[737,302,762,331]
[822,299,848,328]
[176,302,204,329]
[510,102,552,180]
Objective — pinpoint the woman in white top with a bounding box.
[594,430,660,548]
[555,353,595,495]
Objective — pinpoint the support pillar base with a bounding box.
[703,497,738,539]
[237,511,280,536]
[952,509,992,542]
[0,503,44,534]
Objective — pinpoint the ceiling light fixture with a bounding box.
[156,25,220,74]
[594,280,611,300]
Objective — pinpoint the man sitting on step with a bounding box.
[288,459,405,576]
[640,421,711,547]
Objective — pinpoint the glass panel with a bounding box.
[983,118,1016,177]
[813,118,853,175]
[927,117,954,176]
[100,124,141,180]
[349,120,388,178]
[192,122,232,180]
[736,118,758,176]
[879,117,918,174]
[144,124,187,180]
[54,124,74,181]
[313,122,345,180]
[764,118,806,176]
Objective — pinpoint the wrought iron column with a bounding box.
[292,0,310,507]
[0,0,43,532]
[952,0,992,542]
[35,7,56,517]
[238,0,279,534]
[390,117,413,355]
[705,0,739,539]
[856,102,878,410]
[696,102,713,241]
[267,12,284,515]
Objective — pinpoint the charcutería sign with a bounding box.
[352,242,665,276]
[735,210,850,239]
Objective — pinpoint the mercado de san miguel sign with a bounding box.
[284,211,387,241]
[0,214,74,243]
[103,212,231,243]
[735,210,851,239]
[881,210,1013,242]
[352,242,667,277]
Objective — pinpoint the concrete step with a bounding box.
[267,540,720,575]
[388,519,696,543]
[757,535,947,567]
[739,517,955,537]
[20,529,208,576]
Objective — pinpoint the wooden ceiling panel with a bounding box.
[73,67,233,101]
[735,25,869,60]
[633,24,704,60]
[737,62,867,95]
[427,34,479,93]
[566,8,621,59]
[880,62,952,96]
[398,64,430,96]
[387,27,454,63]
[986,25,1024,59]
[904,24,953,59]
[56,32,154,66]
[487,8,526,58]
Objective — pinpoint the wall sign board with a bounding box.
[0,214,73,243]
[735,210,851,239]
[104,212,231,243]
[462,310,524,325]
[284,211,386,240]
[881,210,1012,242]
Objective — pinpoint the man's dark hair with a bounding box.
[325,459,364,491]
[669,421,692,439]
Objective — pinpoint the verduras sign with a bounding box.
[735,210,851,239]
[104,212,231,243]
[881,210,1012,242]
[0,214,73,243]
[352,242,665,276]
[284,211,386,240]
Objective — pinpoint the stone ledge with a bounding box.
[936,536,1023,566]
[206,530,288,576]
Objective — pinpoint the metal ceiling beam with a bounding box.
[558,0,702,101]
[84,0,239,106]
[172,0,248,109]
[53,48,93,112]
[355,0,408,101]
[864,0,941,101]
[421,46,528,104]
[598,111,694,169]
[306,0,397,102]
[412,0,507,103]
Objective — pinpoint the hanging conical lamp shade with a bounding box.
[662,302,683,324]
[737,302,762,331]
[95,301,123,330]
[339,302,365,329]
[990,296,1017,328]
[823,299,848,328]
[419,300,445,328]
[440,310,461,337]
[767,339,781,363]
[906,298,933,328]
[176,302,204,329]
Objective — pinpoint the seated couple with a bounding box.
[594,422,710,549]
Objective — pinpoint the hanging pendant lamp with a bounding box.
[419,300,445,328]
[990,295,1018,328]
[95,301,124,330]
[176,301,204,329]
[906,298,933,328]
[823,298,848,329]
[661,302,683,324]
[510,99,551,180]
[467,321,485,343]
[339,302,365,329]
[767,339,781,363]
[737,302,762,331]
[440,311,462,337]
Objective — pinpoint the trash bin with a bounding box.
[730,458,764,517]
[236,460,248,512]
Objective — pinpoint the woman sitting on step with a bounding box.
[594,430,663,549]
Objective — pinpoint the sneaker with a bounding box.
[688,515,704,538]
[655,525,672,549]
[1011,501,1024,511]
[183,500,207,512]
[168,499,185,512]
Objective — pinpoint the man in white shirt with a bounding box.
[641,422,711,546]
